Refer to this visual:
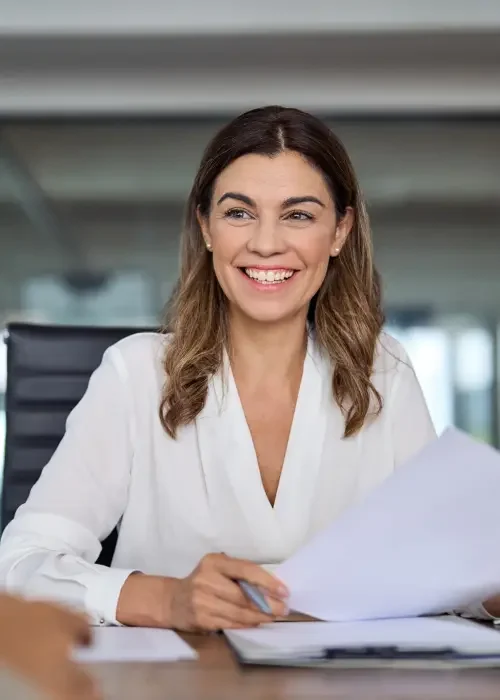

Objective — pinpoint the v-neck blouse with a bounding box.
[0,331,436,625]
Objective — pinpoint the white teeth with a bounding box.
[244,268,295,284]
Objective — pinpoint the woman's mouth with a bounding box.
[240,267,297,285]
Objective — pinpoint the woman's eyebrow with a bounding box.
[282,196,325,208]
[217,192,255,207]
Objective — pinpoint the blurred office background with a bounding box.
[1,0,500,469]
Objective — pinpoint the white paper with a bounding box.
[74,627,198,664]
[226,617,500,661]
[276,428,500,622]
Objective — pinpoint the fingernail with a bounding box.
[278,585,289,597]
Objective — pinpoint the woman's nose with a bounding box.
[247,219,286,256]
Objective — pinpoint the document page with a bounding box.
[74,627,198,663]
[226,617,500,660]
[277,428,500,621]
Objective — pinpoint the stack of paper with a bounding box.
[276,428,500,622]
[74,627,197,664]
[225,617,500,668]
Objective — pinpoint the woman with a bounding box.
[0,106,495,630]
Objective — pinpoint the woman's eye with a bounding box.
[224,208,252,220]
[286,211,314,221]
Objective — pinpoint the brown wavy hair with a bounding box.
[161,106,384,439]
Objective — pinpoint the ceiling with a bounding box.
[1,119,500,205]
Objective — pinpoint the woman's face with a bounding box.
[199,150,352,324]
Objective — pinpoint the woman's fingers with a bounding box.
[193,590,273,629]
[209,554,289,599]
[202,572,287,617]
[174,553,291,631]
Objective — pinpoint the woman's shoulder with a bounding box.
[372,331,416,387]
[374,331,410,367]
[104,331,171,386]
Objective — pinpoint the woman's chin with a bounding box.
[232,299,306,325]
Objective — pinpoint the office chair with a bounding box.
[1,322,156,566]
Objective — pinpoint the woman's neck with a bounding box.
[228,309,308,386]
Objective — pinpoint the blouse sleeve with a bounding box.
[0,346,136,626]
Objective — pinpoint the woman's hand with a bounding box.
[116,554,289,631]
[169,553,289,631]
[483,595,500,618]
[0,595,99,700]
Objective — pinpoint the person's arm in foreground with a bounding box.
[0,594,99,700]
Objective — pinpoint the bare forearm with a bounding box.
[116,573,180,628]
[117,555,288,633]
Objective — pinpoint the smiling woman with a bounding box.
[163,107,381,442]
[1,106,493,634]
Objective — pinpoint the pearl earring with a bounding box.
[205,241,212,251]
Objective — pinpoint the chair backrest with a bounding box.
[2,322,155,566]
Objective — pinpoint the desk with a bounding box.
[88,633,500,700]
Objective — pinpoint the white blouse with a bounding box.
[0,331,437,626]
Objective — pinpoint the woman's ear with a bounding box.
[330,207,354,257]
[196,207,213,251]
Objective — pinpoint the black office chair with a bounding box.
[1,322,156,566]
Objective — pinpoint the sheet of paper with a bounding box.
[226,617,500,660]
[74,627,198,664]
[276,427,500,622]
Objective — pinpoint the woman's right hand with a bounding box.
[117,554,289,631]
[169,553,289,631]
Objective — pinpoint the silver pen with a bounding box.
[237,580,273,614]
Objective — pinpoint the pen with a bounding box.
[237,580,273,615]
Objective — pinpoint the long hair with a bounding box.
[161,106,384,439]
